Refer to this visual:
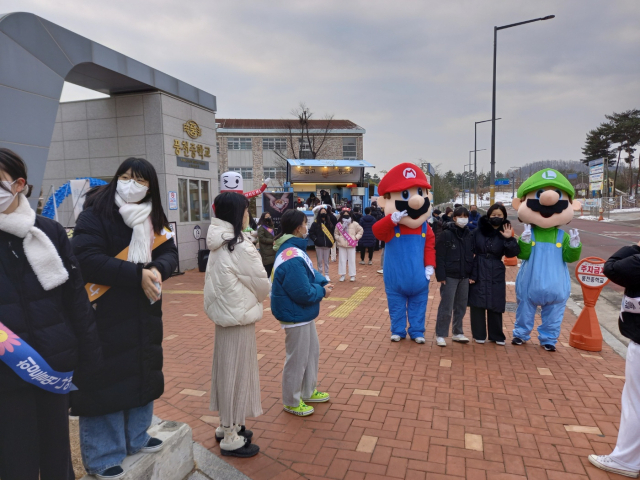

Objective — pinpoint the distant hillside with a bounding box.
[507,160,588,178]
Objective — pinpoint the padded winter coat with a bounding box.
[204,218,270,328]
[270,235,328,324]
[435,222,474,281]
[70,206,178,417]
[0,216,101,393]
[358,214,377,248]
[308,219,335,248]
[334,220,363,248]
[604,245,640,345]
[257,225,276,266]
[468,216,520,312]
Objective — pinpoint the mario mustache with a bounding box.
[526,199,569,218]
[395,198,431,219]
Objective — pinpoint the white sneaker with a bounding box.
[588,455,639,478]
[325,275,330,282]
[496,341,506,346]
[436,337,446,347]
[359,261,365,265]
[350,276,356,282]
[390,335,402,342]
[414,337,426,344]
[368,261,373,265]
[474,338,485,344]
[339,275,345,282]
[452,334,470,344]
[377,269,383,274]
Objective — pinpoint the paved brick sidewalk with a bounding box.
[155,250,628,480]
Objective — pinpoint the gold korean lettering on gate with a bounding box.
[173,140,211,159]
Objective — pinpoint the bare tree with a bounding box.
[273,103,335,170]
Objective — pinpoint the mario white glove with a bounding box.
[569,228,581,248]
[391,210,408,224]
[425,265,434,281]
[520,224,532,244]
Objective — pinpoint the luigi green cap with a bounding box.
[517,168,575,201]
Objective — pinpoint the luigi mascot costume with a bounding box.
[373,163,436,344]
[511,168,583,351]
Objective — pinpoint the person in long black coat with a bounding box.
[71,158,178,478]
[0,148,102,480]
[358,207,377,264]
[468,204,520,345]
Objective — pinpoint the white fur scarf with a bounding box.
[115,194,153,264]
[0,195,69,291]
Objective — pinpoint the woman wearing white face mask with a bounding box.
[0,149,102,480]
[334,210,363,282]
[434,206,474,347]
[70,158,178,479]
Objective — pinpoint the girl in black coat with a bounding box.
[468,204,520,345]
[358,207,377,264]
[0,149,101,480]
[71,158,178,479]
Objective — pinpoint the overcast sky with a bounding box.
[3,0,639,174]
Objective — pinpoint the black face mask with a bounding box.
[489,217,504,227]
[265,218,272,224]
[319,213,327,219]
[526,199,568,218]
[395,197,431,220]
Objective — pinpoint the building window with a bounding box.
[229,167,253,180]
[263,138,287,150]
[299,138,313,159]
[263,167,287,184]
[343,137,357,159]
[178,177,210,223]
[227,137,252,150]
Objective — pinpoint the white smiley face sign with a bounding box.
[220,171,243,192]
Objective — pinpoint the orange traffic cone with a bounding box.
[569,286,603,351]
[503,228,518,266]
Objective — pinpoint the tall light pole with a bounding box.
[475,118,500,205]
[470,148,486,205]
[490,15,555,205]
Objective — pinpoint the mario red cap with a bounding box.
[377,163,431,196]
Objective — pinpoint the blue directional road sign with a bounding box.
[494,178,510,186]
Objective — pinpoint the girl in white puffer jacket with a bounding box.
[204,193,270,458]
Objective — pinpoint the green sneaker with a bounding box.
[303,389,330,403]
[283,400,314,416]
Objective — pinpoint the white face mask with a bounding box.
[117,179,149,203]
[456,217,469,227]
[0,181,17,213]
[342,217,351,224]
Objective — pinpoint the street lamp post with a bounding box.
[474,119,500,206]
[470,148,486,205]
[490,15,555,205]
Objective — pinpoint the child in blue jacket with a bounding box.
[271,209,333,416]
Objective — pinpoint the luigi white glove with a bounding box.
[391,210,408,224]
[569,228,581,248]
[425,265,434,281]
[520,224,532,244]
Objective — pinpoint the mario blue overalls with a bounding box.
[514,229,570,346]
[384,223,430,339]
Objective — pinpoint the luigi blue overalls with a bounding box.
[383,223,430,339]
[514,229,570,346]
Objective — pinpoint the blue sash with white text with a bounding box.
[0,321,74,394]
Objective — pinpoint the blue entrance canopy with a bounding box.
[286,159,374,168]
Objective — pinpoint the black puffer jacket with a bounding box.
[309,219,335,248]
[0,216,101,393]
[358,214,377,247]
[435,222,474,281]
[604,245,640,345]
[429,216,444,242]
[468,216,520,312]
[70,206,178,417]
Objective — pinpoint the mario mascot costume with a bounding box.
[511,168,582,352]
[373,163,436,344]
